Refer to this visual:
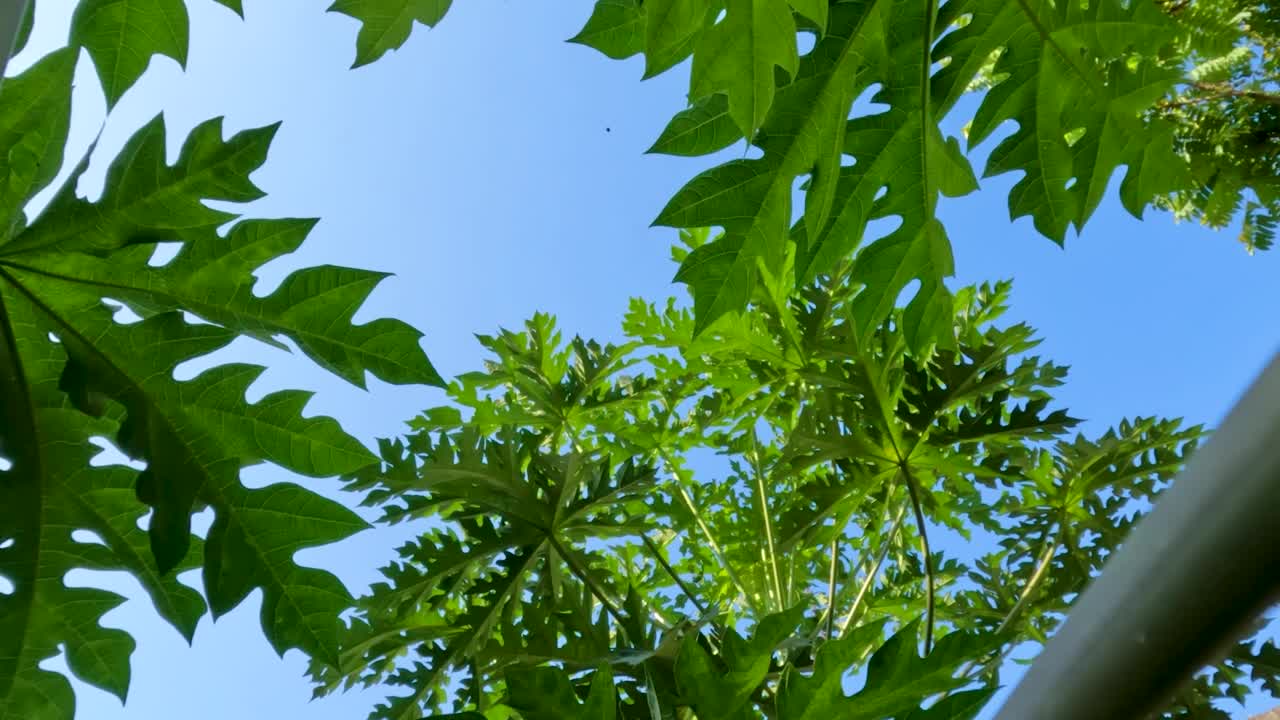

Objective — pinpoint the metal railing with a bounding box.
[995,351,1280,719]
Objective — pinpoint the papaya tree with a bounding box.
[2,0,1277,718]
[321,231,1274,718]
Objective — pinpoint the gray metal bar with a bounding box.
[993,351,1280,720]
[0,0,32,81]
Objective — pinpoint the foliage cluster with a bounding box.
[0,1,1276,719]
[319,237,1274,719]
[0,3,442,718]
[1154,0,1280,252]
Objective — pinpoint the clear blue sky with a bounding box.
[13,1,1280,718]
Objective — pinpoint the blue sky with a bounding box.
[12,0,1280,718]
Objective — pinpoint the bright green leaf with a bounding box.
[70,0,189,106]
[689,0,798,139]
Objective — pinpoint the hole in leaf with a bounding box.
[864,215,903,244]
[0,537,13,549]
[0,576,12,595]
[0,455,10,471]
[136,510,152,532]
[47,332,60,344]
[797,31,817,55]
[895,279,923,308]
[873,186,888,202]
[714,8,726,23]
[89,436,146,470]
[792,175,810,224]
[71,529,107,546]
[1065,177,1078,190]
[101,298,142,324]
[849,83,888,119]
[841,154,855,167]
[148,242,182,267]
[182,310,214,326]
[191,506,215,536]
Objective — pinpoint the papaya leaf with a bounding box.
[328,0,453,68]
[777,621,996,720]
[507,665,617,720]
[0,51,441,720]
[689,0,798,139]
[647,93,741,157]
[643,0,714,79]
[213,0,244,16]
[933,0,1185,240]
[675,607,805,718]
[70,0,189,107]
[570,0,646,60]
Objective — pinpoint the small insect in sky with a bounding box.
[605,127,611,132]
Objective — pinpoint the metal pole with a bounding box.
[994,351,1280,720]
[0,0,32,81]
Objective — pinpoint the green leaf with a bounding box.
[70,0,190,107]
[901,688,997,719]
[643,0,712,79]
[0,299,206,720]
[328,0,452,68]
[675,607,805,717]
[569,0,645,60]
[797,1,978,354]
[507,665,617,720]
[788,0,826,32]
[0,48,75,239]
[21,218,443,388]
[0,83,441,716]
[212,0,244,15]
[647,93,741,157]
[777,621,995,720]
[932,0,1182,240]
[656,3,878,334]
[9,116,274,254]
[689,0,798,139]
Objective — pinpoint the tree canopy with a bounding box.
[0,1,1276,719]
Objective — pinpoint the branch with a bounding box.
[547,535,629,633]
[1190,82,1280,107]
[901,465,936,654]
[749,431,786,611]
[660,450,763,614]
[836,499,910,637]
[642,532,708,616]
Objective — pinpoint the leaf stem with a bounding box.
[749,431,786,610]
[901,465,936,654]
[642,532,708,616]
[660,451,762,614]
[996,534,1059,636]
[548,535,627,633]
[837,499,909,636]
[949,529,1060,691]
[825,535,839,640]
